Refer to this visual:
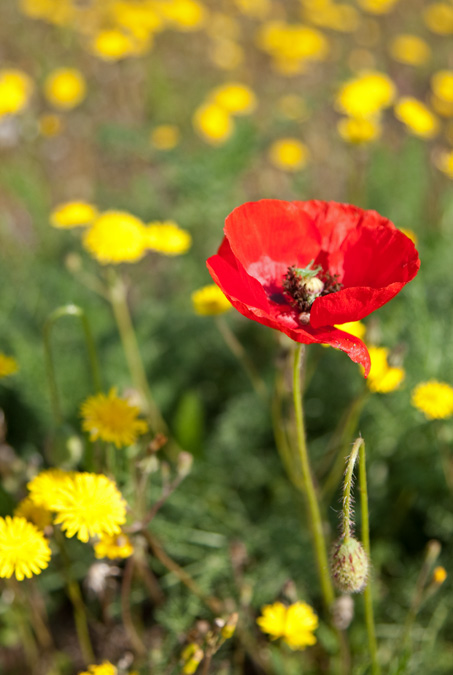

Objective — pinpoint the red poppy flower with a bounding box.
[207,200,420,376]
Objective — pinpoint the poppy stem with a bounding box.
[292,344,335,610]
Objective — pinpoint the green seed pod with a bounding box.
[330,537,369,593]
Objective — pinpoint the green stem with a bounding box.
[43,304,102,425]
[358,439,380,675]
[107,269,165,432]
[292,344,334,609]
[215,316,268,400]
[9,580,39,671]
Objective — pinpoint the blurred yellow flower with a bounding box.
[209,38,244,70]
[433,566,447,584]
[0,69,33,117]
[150,124,180,150]
[257,601,318,650]
[435,149,453,178]
[399,228,418,246]
[39,113,63,137]
[28,469,73,511]
[157,0,207,31]
[81,388,148,448]
[257,21,328,75]
[90,29,140,61]
[146,221,192,255]
[431,71,453,104]
[423,3,453,34]
[44,68,87,110]
[193,102,234,145]
[112,1,163,41]
[431,95,453,118]
[411,380,453,419]
[191,284,231,315]
[15,496,52,531]
[337,116,381,144]
[357,0,399,13]
[268,138,309,171]
[78,662,117,675]
[83,211,148,264]
[335,71,395,118]
[50,201,98,229]
[20,0,74,25]
[365,346,405,394]
[53,472,127,543]
[0,516,51,581]
[234,0,271,18]
[0,353,18,378]
[303,0,359,32]
[336,321,366,342]
[394,98,439,139]
[210,83,257,116]
[94,532,134,559]
[389,35,431,66]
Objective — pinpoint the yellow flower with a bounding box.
[431,70,453,104]
[15,496,52,531]
[433,566,447,584]
[0,69,33,117]
[150,124,180,150]
[80,389,148,448]
[50,201,98,229]
[0,516,51,581]
[394,98,439,139]
[39,113,63,137]
[94,532,134,560]
[389,35,431,66]
[210,83,257,116]
[399,228,418,245]
[268,138,309,171]
[53,472,127,543]
[337,116,381,144]
[0,353,18,378]
[357,0,399,13]
[411,380,453,419]
[365,346,405,394]
[146,221,192,255]
[44,68,87,110]
[209,38,244,70]
[78,662,117,675]
[257,601,318,650]
[435,149,453,178]
[234,0,271,18]
[423,3,453,35]
[90,29,140,61]
[257,22,328,74]
[431,94,453,118]
[181,643,204,675]
[336,321,366,342]
[27,469,73,511]
[83,211,148,264]
[157,0,207,31]
[193,102,234,145]
[335,71,396,119]
[191,284,231,315]
[303,1,359,32]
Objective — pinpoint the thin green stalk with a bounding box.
[292,344,334,609]
[43,304,102,426]
[272,369,303,490]
[107,269,165,432]
[9,580,39,671]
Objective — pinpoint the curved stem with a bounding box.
[292,344,334,609]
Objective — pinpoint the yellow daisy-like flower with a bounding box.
[83,211,147,264]
[44,68,87,110]
[335,71,396,119]
[150,124,180,150]
[357,0,399,14]
[50,201,98,229]
[80,389,148,448]
[27,469,73,511]
[78,662,117,675]
[146,221,192,256]
[337,116,381,144]
[0,516,51,581]
[423,3,453,35]
[411,380,453,420]
[389,35,431,67]
[210,83,257,116]
[0,69,33,117]
[193,102,234,145]
[157,0,207,31]
[53,472,127,543]
[94,532,134,560]
[191,284,232,315]
[365,346,405,394]
[0,353,18,378]
[431,70,453,104]
[394,98,439,139]
[268,138,309,172]
[257,601,318,650]
[15,496,52,531]
[90,29,140,61]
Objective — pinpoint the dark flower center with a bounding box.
[283,261,343,316]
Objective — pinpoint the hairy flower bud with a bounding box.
[330,537,369,593]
